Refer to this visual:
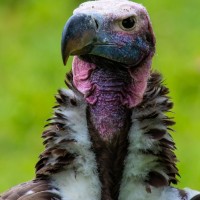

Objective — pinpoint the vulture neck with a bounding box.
[87,64,132,140]
[72,56,151,140]
[35,71,180,200]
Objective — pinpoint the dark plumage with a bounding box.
[1,0,199,200]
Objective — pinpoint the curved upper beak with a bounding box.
[61,14,97,65]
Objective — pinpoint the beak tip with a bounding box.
[62,58,66,66]
[62,54,68,66]
[61,48,68,65]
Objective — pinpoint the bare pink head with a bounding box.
[61,0,156,139]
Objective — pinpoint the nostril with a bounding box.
[94,19,99,30]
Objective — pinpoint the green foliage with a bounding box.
[0,0,200,192]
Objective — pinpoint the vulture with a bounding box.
[1,0,200,199]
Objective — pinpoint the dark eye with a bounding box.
[120,16,136,31]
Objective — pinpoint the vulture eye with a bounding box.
[120,16,136,31]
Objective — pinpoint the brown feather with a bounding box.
[0,179,60,200]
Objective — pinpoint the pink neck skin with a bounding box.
[73,56,151,107]
[72,56,152,139]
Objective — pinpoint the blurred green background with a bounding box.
[0,0,200,193]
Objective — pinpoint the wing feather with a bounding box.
[0,179,61,200]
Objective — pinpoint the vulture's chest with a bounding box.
[36,73,183,200]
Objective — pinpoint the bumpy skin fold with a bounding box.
[1,0,200,200]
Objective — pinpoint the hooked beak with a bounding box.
[61,14,97,65]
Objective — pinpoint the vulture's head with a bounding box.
[62,0,155,64]
[61,0,156,138]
